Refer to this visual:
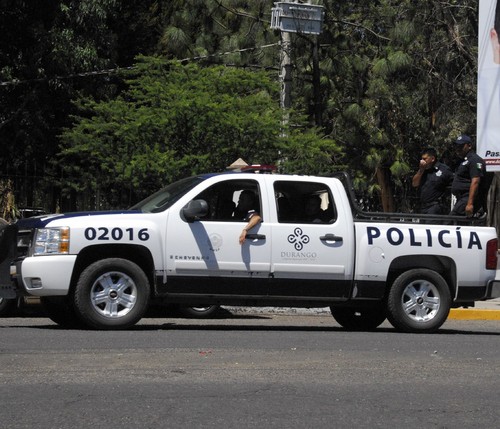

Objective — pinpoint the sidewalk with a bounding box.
[227,298,500,321]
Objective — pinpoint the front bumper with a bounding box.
[12,255,77,296]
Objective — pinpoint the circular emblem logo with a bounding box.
[208,233,223,252]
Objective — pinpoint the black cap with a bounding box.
[454,134,472,145]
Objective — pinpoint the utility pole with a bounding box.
[271,2,325,117]
[280,30,292,111]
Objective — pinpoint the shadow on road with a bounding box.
[2,307,499,335]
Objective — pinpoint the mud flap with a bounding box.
[0,223,18,298]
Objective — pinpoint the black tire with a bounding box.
[177,305,220,318]
[41,296,85,328]
[330,305,386,331]
[387,268,451,333]
[74,258,150,330]
[0,297,16,317]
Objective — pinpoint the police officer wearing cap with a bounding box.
[450,134,487,217]
[412,147,453,214]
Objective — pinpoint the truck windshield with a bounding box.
[130,176,205,213]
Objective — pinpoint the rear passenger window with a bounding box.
[274,181,336,224]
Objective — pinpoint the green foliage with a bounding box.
[58,59,318,206]
[0,0,120,211]
[0,0,482,214]
[279,128,344,176]
[157,0,276,67]
[318,0,478,210]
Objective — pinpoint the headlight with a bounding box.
[33,227,70,256]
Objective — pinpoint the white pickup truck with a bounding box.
[1,170,499,332]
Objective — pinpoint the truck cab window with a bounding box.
[194,179,262,222]
[274,181,337,224]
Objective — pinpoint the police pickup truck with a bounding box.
[1,169,499,332]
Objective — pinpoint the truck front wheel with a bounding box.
[387,268,451,333]
[74,258,150,330]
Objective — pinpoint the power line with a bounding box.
[0,66,135,87]
[0,43,280,88]
[180,42,279,62]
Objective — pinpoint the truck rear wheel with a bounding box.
[387,268,451,333]
[330,306,386,331]
[74,258,150,330]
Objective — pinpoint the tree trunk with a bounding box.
[375,166,395,212]
[312,38,322,127]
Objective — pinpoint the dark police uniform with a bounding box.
[418,162,454,214]
[450,151,487,216]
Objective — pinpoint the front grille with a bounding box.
[17,228,34,258]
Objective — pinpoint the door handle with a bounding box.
[246,234,266,240]
[320,234,343,242]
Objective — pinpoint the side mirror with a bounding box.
[181,199,209,222]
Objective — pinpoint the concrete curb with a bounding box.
[448,308,500,320]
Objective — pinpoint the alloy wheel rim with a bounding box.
[401,279,440,322]
[90,271,137,318]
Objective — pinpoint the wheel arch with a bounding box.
[70,244,156,295]
[387,255,456,298]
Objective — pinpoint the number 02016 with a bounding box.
[84,227,150,241]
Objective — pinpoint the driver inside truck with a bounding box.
[235,190,262,244]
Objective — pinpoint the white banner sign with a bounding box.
[478,0,500,171]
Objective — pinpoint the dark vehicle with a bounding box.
[18,207,47,219]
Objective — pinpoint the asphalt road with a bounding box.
[1,313,500,429]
